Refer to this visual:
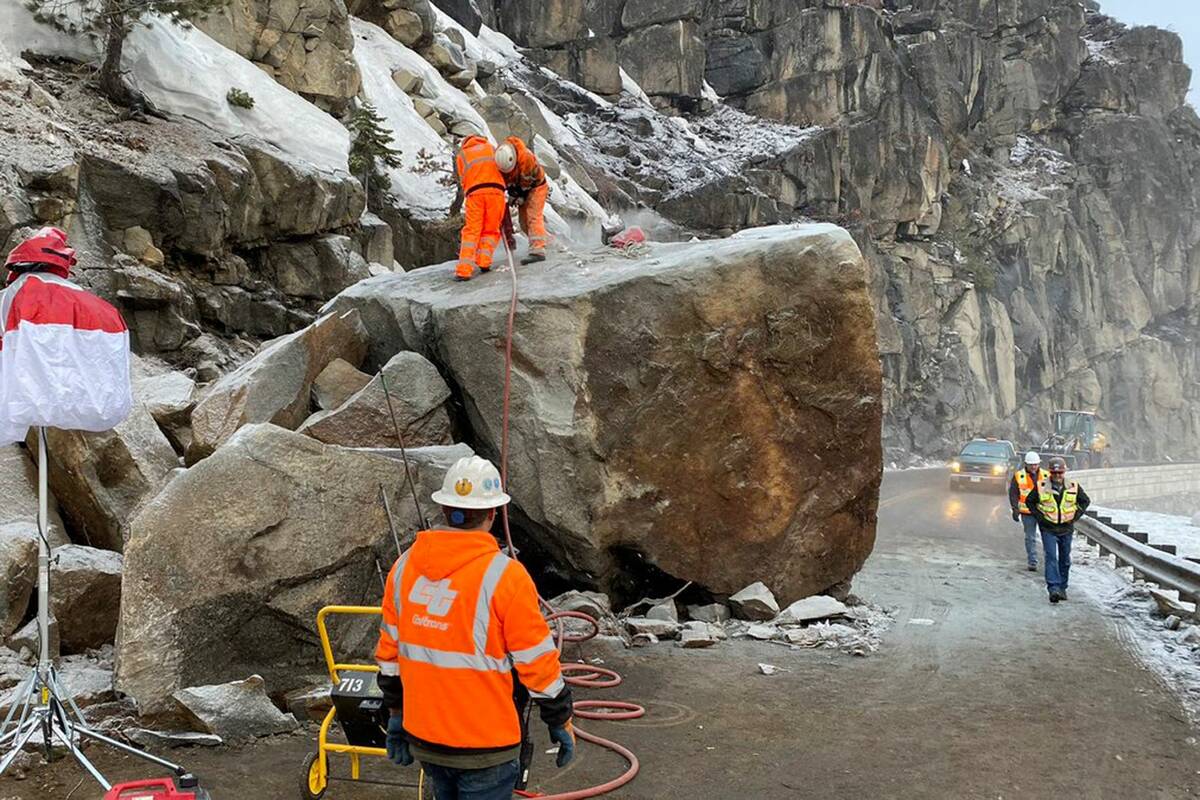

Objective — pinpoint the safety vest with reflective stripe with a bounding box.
[503,136,546,192]
[1036,478,1079,525]
[456,135,506,197]
[1015,468,1047,514]
[375,530,563,751]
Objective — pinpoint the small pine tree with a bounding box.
[348,102,402,205]
[25,0,228,105]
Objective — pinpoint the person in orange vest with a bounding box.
[1026,456,1091,604]
[495,137,548,264]
[450,133,511,281]
[1008,451,1047,572]
[375,456,575,799]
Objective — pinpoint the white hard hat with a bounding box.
[431,456,511,510]
[1024,451,1041,465]
[495,142,517,173]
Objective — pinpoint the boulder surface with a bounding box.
[331,224,882,603]
[187,309,368,463]
[116,424,471,711]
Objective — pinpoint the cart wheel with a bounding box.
[301,752,327,799]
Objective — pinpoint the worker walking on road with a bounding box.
[451,134,509,281]
[1026,456,1091,604]
[495,137,549,264]
[1009,451,1048,572]
[375,456,575,799]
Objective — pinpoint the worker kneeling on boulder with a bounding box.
[375,456,575,799]
[1026,456,1090,604]
[495,137,548,264]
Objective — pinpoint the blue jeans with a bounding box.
[1041,530,1072,593]
[421,759,519,800]
[1021,514,1039,566]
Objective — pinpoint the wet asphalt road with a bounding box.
[3,469,1198,799]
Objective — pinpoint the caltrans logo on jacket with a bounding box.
[409,576,458,616]
[376,530,565,751]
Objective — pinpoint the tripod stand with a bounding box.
[0,427,198,792]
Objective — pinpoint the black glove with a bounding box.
[386,715,412,766]
[1012,510,1020,522]
[549,722,575,768]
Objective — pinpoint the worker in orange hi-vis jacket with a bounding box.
[375,456,575,800]
[495,137,549,264]
[449,134,509,281]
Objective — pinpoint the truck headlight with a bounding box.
[950,461,961,472]
[992,464,1005,475]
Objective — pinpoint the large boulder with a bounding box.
[49,545,123,653]
[116,424,472,711]
[132,360,197,453]
[329,224,883,603]
[187,310,369,463]
[312,358,373,410]
[264,234,371,301]
[33,406,178,553]
[299,351,452,448]
[0,445,69,548]
[351,0,436,47]
[195,0,362,113]
[0,532,36,638]
[618,20,706,101]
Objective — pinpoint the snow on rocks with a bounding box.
[1093,506,1200,559]
[0,5,352,177]
[729,582,780,621]
[351,18,463,218]
[1073,540,1200,720]
[123,18,351,176]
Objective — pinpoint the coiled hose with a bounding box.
[497,244,642,799]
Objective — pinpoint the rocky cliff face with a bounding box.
[473,0,1200,463]
[7,0,1188,463]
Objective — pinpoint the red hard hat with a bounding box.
[5,227,77,272]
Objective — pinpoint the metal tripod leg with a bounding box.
[48,715,110,790]
[0,428,204,792]
[75,726,187,774]
[0,714,42,774]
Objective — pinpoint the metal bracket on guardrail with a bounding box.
[1078,511,1200,620]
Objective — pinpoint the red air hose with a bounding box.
[497,245,642,798]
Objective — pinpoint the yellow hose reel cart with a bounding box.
[301,605,431,799]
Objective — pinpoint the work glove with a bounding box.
[386,715,413,766]
[548,721,575,768]
[1012,510,1020,522]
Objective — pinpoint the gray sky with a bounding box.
[1098,0,1200,106]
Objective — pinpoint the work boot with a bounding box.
[1027,564,1037,572]
[1059,589,1068,601]
[521,251,546,265]
[1049,591,1061,604]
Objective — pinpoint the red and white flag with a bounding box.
[0,272,132,445]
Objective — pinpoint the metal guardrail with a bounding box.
[1078,511,1200,620]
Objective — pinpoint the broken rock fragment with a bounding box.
[729,582,780,621]
[172,675,299,742]
[775,596,849,625]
